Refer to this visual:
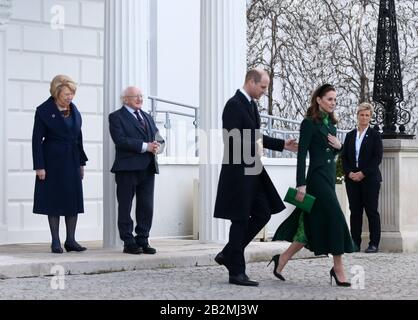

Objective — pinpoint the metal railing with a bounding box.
[147,96,349,158]
[148,96,199,157]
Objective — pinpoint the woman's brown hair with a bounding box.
[306,84,337,124]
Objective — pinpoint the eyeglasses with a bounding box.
[126,95,143,99]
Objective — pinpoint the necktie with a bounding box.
[251,100,260,125]
[133,110,148,133]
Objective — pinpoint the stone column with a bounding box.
[103,0,149,248]
[198,0,247,241]
[376,140,418,252]
[0,0,12,243]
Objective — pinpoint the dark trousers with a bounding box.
[115,169,155,246]
[222,182,271,276]
[346,180,381,248]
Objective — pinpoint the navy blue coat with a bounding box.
[32,97,88,216]
[109,107,160,174]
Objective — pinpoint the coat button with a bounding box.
[327,159,331,164]
[326,148,331,152]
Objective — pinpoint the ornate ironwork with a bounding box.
[372,0,414,139]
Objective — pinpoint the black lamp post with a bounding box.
[372,0,414,139]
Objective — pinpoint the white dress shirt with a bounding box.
[124,105,148,153]
[355,126,369,167]
[239,88,252,103]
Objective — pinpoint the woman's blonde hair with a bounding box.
[50,75,77,99]
[357,102,374,116]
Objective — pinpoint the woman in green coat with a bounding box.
[270,84,355,286]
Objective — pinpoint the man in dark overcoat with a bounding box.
[214,69,298,286]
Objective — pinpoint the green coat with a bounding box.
[273,118,355,256]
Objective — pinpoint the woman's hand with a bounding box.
[36,169,46,180]
[296,185,306,202]
[349,171,365,182]
[328,134,342,150]
[80,166,85,180]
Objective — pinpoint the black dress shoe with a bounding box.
[229,274,259,287]
[215,252,231,272]
[215,252,226,265]
[138,244,157,254]
[123,243,143,254]
[365,245,378,253]
[135,237,156,254]
[64,242,87,252]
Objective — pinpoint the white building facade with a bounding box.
[0,0,298,246]
[3,0,106,244]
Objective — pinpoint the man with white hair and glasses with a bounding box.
[109,87,164,254]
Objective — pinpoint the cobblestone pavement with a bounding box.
[0,252,417,300]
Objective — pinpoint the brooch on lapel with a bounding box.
[52,114,56,118]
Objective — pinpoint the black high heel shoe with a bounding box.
[64,242,87,252]
[267,254,285,281]
[51,243,63,254]
[330,267,350,287]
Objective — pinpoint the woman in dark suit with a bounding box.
[32,75,88,253]
[341,102,383,253]
[271,84,355,286]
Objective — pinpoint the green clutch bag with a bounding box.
[284,187,316,213]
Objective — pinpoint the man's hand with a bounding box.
[147,141,161,155]
[80,166,85,180]
[36,169,46,180]
[328,134,342,150]
[296,185,306,202]
[284,139,298,152]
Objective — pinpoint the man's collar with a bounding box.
[124,105,139,113]
[239,88,252,103]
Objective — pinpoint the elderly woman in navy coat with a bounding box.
[32,75,88,253]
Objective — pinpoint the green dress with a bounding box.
[273,116,355,256]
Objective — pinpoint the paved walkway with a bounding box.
[0,239,299,279]
[0,240,417,300]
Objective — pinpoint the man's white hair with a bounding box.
[120,86,139,103]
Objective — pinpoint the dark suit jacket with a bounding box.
[341,127,383,183]
[214,90,286,220]
[32,96,88,215]
[109,107,161,174]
